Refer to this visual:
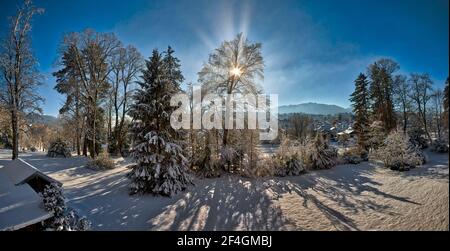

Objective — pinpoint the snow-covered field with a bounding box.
[0,149,448,231]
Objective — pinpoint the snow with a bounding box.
[0,149,447,230]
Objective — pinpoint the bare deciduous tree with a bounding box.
[0,0,44,159]
[109,45,143,155]
[409,73,433,142]
[393,74,412,133]
[431,88,444,140]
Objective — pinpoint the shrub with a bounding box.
[370,130,424,171]
[246,154,306,178]
[86,152,116,170]
[304,135,338,170]
[239,137,306,178]
[47,139,71,158]
[241,156,276,178]
[41,183,91,231]
[275,156,305,176]
[408,127,429,149]
[273,138,306,176]
[340,147,368,164]
[431,140,449,153]
[30,146,37,152]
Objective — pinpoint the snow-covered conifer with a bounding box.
[128,47,193,196]
[350,73,370,150]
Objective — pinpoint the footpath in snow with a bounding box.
[0,149,448,231]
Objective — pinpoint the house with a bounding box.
[0,158,61,231]
[336,127,357,145]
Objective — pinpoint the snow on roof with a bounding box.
[0,159,56,231]
[1,159,61,186]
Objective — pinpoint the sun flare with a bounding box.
[231,67,242,77]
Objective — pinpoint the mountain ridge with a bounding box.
[278,102,352,115]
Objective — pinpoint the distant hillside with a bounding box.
[26,113,58,126]
[279,102,352,115]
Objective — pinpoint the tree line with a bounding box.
[350,58,449,151]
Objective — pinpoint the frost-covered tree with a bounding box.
[350,73,370,150]
[198,33,264,147]
[0,0,44,160]
[128,48,192,196]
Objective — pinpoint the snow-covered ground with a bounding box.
[0,149,448,231]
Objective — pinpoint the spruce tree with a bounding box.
[350,73,370,150]
[128,48,192,196]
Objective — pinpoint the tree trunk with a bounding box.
[11,110,19,160]
[422,111,432,142]
[92,106,97,159]
[82,133,88,156]
[403,107,407,134]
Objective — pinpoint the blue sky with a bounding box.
[1,0,448,116]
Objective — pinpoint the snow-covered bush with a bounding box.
[431,140,449,153]
[274,138,306,176]
[85,151,116,170]
[370,130,424,171]
[239,137,305,178]
[408,127,429,149]
[340,147,367,164]
[304,135,338,170]
[274,156,305,177]
[41,183,91,231]
[47,139,71,158]
[240,155,275,178]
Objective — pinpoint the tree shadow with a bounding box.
[398,150,449,181]
[147,175,297,230]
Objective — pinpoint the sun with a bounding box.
[231,67,242,77]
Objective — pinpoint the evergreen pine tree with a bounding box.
[128,48,192,196]
[350,73,370,150]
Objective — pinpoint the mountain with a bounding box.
[26,113,58,126]
[278,102,352,115]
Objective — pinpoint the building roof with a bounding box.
[1,159,61,186]
[0,159,57,231]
